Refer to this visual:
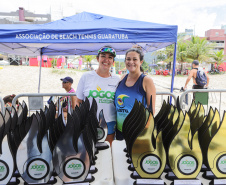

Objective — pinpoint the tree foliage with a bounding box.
[141,60,149,72]
[153,35,218,69]
[83,55,96,68]
[210,49,226,65]
[115,61,126,71]
[186,36,215,62]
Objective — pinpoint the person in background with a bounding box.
[75,46,120,146]
[43,55,48,68]
[183,60,209,90]
[61,56,66,69]
[78,55,83,70]
[37,56,40,66]
[3,94,19,111]
[114,46,156,140]
[60,76,76,113]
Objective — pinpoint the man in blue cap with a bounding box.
[60,76,76,112]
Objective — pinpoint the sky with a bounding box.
[1,0,226,37]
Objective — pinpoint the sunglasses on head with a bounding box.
[98,47,116,57]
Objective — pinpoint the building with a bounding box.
[205,28,226,60]
[0,7,51,24]
[185,29,194,36]
[0,7,52,63]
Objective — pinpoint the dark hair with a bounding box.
[3,94,19,105]
[192,60,199,66]
[125,46,144,73]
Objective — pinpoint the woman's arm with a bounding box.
[143,76,156,115]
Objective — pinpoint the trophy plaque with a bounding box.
[122,98,166,185]
[0,109,15,185]
[205,111,226,184]
[16,111,54,184]
[168,108,203,184]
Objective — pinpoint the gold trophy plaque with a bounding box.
[168,107,203,179]
[131,111,166,179]
[207,111,226,179]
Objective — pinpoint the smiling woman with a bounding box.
[114,46,156,140]
[75,46,120,145]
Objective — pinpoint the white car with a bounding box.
[0,60,10,66]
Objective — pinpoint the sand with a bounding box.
[1,65,226,115]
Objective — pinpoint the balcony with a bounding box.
[215,43,225,48]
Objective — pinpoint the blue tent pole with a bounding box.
[38,48,43,93]
[170,43,177,104]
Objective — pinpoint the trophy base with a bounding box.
[95,148,99,155]
[134,178,166,185]
[13,170,21,178]
[24,176,57,185]
[164,164,171,172]
[127,157,132,164]
[165,171,177,180]
[202,171,216,180]
[170,179,202,185]
[210,179,226,185]
[8,177,20,185]
[201,164,208,172]
[62,174,95,184]
[94,156,98,161]
[47,176,57,184]
[95,142,109,150]
[89,165,98,174]
[52,172,58,176]
[130,171,140,179]
[128,163,135,171]
[63,183,89,185]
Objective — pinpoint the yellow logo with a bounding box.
[97,85,101,91]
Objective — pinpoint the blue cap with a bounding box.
[60,76,73,83]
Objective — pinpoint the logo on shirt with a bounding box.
[117,94,129,108]
[97,85,101,91]
[87,85,115,104]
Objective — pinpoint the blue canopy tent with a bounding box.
[0,12,178,95]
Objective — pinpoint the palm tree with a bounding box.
[156,52,166,62]
[83,55,96,69]
[152,44,175,63]
[164,44,175,63]
[186,36,215,62]
[211,49,225,65]
[176,41,189,71]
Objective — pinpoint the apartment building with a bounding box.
[205,27,226,59]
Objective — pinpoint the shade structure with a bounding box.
[0,11,178,94]
[149,64,158,67]
[0,11,177,56]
